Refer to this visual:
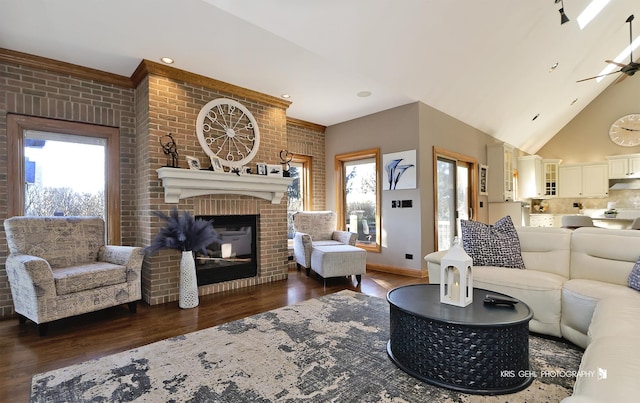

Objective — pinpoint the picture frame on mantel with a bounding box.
[256,163,267,175]
[479,165,489,196]
[209,155,224,172]
[267,164,282,177]
[185,155,200,170]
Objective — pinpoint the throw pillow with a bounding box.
[460,215,526,269]
[628,257,640,291]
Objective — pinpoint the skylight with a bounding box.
[577,0,610,30]
[596,36,640,82]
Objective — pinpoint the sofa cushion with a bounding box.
[588,296,640,341]
[561,279,640,348]
[570,335,640,402]
[53,262,127,295]
[473,266,565,337]
[627,257,640,291]
[460,216,525,269]
[570,227,640,285]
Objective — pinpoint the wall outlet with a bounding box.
[405,253,413,260]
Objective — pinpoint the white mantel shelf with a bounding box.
[156,167,293,204]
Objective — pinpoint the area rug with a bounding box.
[31,290,583,402]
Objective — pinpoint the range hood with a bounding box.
[609,178,640,190]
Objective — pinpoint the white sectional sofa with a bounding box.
[425,226,640,402]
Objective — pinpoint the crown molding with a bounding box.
[1,48,293,110]
[286,117,326,133]
[0,48,133,88]
[132,60,292,110]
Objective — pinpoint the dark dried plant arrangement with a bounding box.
[144,208,221,255]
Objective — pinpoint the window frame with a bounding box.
[335,148,381,253]
[291,154,313,211]
[7,114,121,244]
[432,146,478,251]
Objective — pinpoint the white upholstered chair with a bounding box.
[3,216,143,335]
[292,211,357,271]
[561,215,594,229]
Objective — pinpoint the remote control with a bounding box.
[483,294,519,306]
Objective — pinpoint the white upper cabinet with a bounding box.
[559,163,608,198]
[518,156,561,199]
[487,143,514,202]
[518,155,543,199]
[606,154,640,179]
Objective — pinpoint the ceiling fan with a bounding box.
[577,14,638,83]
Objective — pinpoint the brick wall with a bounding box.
[287,119,327,210]
[0,60,137,318]
[139,74,291,305]
[0,54,327,318]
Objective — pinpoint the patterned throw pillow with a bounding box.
[460,215,526,269]
[628,257,640,291]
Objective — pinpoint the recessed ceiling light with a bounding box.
[577,0,610,30]
[357,91,372,98]
[549,62,559,72]
[571,98,579,105]
[160,57,174,64]
[281,94,291,99]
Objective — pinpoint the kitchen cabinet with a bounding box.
[606,154,640,179]
[518,155,543,199]
[559,163,608,198]
[518,156,561,199]
[542,159,561,197]
[529,214,554,227]
[487,143,514,202]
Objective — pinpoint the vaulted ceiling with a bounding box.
[1,0,638,153]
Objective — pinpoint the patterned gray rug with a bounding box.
[31,290,583,402]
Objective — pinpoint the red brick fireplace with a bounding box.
[135,63,293,305]
[0,52,326,318]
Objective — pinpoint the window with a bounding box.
[287,155,312,239]
[335,148,381,252]
[8,114,121,244]
[433,147,478,251]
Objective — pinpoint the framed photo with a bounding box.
[256,163,267,175]
[209,155,224,172]
[185,155,200,170]
[479,165,489,196]
[267,164,282,177]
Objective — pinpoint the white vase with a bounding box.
[179,251,199,309]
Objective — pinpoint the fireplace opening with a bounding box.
[195,214,258,286]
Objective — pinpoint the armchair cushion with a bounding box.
[53,262,127,295]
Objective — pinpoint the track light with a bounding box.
[555,0,570,25]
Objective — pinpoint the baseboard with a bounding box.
[366,263,429,279]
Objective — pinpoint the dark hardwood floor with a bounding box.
[0,266,429,402]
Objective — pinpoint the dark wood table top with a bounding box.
[387,284,532,327]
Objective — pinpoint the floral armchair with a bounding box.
[3,216,143,336]
[292,211,357,270]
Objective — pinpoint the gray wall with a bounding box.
[537,75,640,161]
[326,102,501,273]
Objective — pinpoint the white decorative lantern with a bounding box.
[440,237,473,307]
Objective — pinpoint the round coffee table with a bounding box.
[387,284,533,395]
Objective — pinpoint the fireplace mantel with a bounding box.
[156,167,293,204]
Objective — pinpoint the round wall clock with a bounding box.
[196,98,260,167]
[609,114,640,147]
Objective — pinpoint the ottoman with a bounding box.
[310,244,367,284]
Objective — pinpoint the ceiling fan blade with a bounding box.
[614,73,629,84]
[605,60,629,68]
[576,70,622,83]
